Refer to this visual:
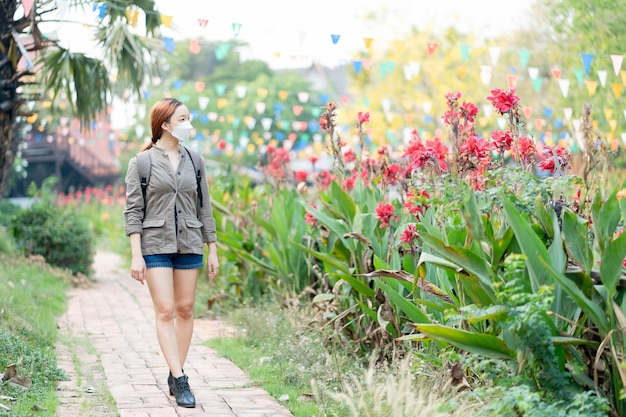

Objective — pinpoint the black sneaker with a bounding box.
[171,375,195,408]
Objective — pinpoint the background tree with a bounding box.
[122,39,324,167]
[0,0,164,198]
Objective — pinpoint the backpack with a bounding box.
[136,146,204,212]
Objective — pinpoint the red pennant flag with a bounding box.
[22,0,34,16]
[194,82,205,92]
[198,18,209,28]
[507,74,518,89]
[427,42,439,57]
[551,68,562,79]
[523,106,532,119]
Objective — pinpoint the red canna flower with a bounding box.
[294,170,308,182]
[487,88,520,114]
[217,140,227,150]
[491,130,514,151]
[305,203,317,226]
[316,169,333,191]
[357,111,370,124]
[404,190,431,219]
[460,101,479,123]
[308,155,319,164]
[383,163,403,185]
[375,202,397,228]
[400,223,419,245]
[344,148,356,163]
[514,135,536,164]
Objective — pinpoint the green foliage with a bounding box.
[8,180,94,276]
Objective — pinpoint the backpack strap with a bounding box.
[183,146,204,208]
[136,150,152,214]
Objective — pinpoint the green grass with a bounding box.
[206,302,372,416]
[0,255,70,417]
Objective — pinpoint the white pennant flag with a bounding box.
[482,104,492,118]
[135,125,145,138]
[403,61,420,80]
[255,102,266,114]
[621,132,626,145]
[235,86,247,99]
[575,131,585,151]
[208,112,218,121]
[611,55,624,75]
[198,96,210,110]
[245,118,256,130]
[56,0,70,19]
[480,65,492,85]
[573,119,582,132]
[489,46,501,66]
[623,110,626,120]
[297,92,309,103]
[381,99,392,114]
[597,70,608,87]
[422,101,432,114]
[261,117,273,131]
[137,105,146,120]
[528,67,539,80]
[385,113,394,123]
[558,79,570,97]
[563,108,573,121]
[496,117,506,129]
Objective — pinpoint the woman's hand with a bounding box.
[207,242,219,280]
[130,254,147,285]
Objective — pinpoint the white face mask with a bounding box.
[170,121,194,141]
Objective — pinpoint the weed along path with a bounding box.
[56,251,294,417]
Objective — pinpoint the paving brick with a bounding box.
[55,251,293,416]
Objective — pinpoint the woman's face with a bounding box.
[164,105,191,132]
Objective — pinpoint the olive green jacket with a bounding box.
[123,145,217,255]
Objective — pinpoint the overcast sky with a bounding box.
[55,0,533,67]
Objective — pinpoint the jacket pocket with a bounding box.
[142,218,166,250]
[183,218,204,249]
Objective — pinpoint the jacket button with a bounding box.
[178,230,182,234]
[177,171,181,175]
[178,209,182,214]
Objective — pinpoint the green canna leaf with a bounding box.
[412,323,516,360]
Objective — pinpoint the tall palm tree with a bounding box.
[0,0,163,197]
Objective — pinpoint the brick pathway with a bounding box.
[56,251,294,417]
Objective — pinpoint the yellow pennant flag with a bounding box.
[278,90,288,101]
[26,114,38,124]
[160,14,173,28]
[457,65,467,80]
[363,37,374,49]
[478,116,488,127]
[612,83,623,98]
[592,120,599,130]
[257,88,268,98]
[126,9,139,27]
[609,119,617,132]
[401,100,413,111]
[585,80,598,96]
[226,114,235,123]
[605,109,613,120]
[217,98,228,109]
[622,70,626,86]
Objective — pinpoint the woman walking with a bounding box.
[123,98,219,408]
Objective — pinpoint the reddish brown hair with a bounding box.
[141,98,183,151]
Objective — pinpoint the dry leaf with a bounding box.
[1,364,16,382]
[32,404,47,411]
[8,375,32,390]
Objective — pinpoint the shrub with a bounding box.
[0,199,20,227]
[10,202,94,276]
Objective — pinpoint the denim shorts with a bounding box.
[143,253,203,270]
